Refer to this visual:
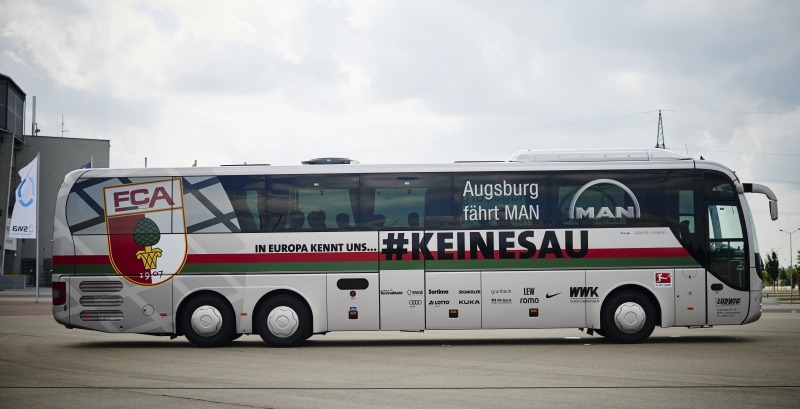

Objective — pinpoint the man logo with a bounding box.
[568,179,641,220]
[103,179,187,286]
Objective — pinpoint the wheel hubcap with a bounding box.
[614,302,646,334]
[191,305,223,337]
[268,306,299,338]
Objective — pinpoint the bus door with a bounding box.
[704,201,750,325]
[378,231,425,331]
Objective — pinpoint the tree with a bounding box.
[761,270,771,287]
[793,266,800,292]
[765,250,780,286]
[779,267,788,282]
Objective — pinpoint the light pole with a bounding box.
[779,228,800,304]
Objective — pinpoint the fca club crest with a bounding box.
[103,178,187,286]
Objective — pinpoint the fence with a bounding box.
[0,275,29,289]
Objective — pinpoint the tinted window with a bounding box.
[707,203,747,290]
[67,177,172,235]
[704,171,736,199]
[361,173,453,230]
[455,172,548,229]
[551,171,667,228]
[267,175,359,232]
[663,170,704,260]
[183,176,265,233]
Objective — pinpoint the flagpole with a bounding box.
[1,145,13,278]
[35,152,40,303]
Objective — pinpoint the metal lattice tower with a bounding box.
[655,110,665,149]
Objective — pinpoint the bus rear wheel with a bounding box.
[181,294,235,348]
[600,290,656,344]
[256,295,311,348]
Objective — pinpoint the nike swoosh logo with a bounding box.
[545,292,561,298]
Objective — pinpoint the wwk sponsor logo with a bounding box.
[569,287,600,303]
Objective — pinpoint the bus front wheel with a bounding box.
[181,295,235,348]
[600,290,656,344]
[256,295,311,348]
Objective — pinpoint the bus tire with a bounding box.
[256,295,311,348]
[181,294,235,348]
[593,328,606,338]
[601,290,656,344]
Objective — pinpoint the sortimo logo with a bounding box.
[17,177,35,208]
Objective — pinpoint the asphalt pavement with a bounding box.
[1,298,799,408]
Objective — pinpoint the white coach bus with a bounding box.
[51,149,778,347]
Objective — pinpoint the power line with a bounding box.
[689,149,800,157]
[275,109,800,162]
[749,179,800,185]
[663,109,800,115]
[278,110,659,161]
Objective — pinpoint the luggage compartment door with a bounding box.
[425,271,482,330]
[482,270,586,329]
[675,268,706,326]
[327,273,379,331]
[380,269,425,330]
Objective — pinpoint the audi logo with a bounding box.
[409,300,423,306]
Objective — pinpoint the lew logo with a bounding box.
[568,179,641,219]
[103,179,187,286]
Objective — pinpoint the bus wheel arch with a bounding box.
[600,284,661,343]
[176,290,236,348]
[253,289,314,347]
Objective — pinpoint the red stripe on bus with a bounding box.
[62,247,688,265]
[428,247,690,260]
[186,252,379,264]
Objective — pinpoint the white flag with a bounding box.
[9,155,38,239]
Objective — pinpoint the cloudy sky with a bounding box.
[2,0,799,267]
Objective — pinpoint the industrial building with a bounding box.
[0,73,110,288]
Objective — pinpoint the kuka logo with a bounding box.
[103,179,187,286]
[568,179,641,220]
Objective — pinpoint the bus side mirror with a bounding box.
[769,201,778,221]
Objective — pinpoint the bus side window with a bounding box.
[361,173,453,230]
[219,176,265,233]
[67,177,171,235]
[455,172,547,229]
[183,176,265,233]
[707,204,747,290]
[267,175,359,232]
[551,171,665,229]
[663,170,703,258]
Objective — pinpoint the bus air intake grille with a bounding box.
[80,295,123,307]
[704,172,727,181]
[79,281,123,293]
[79,310,124,321]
